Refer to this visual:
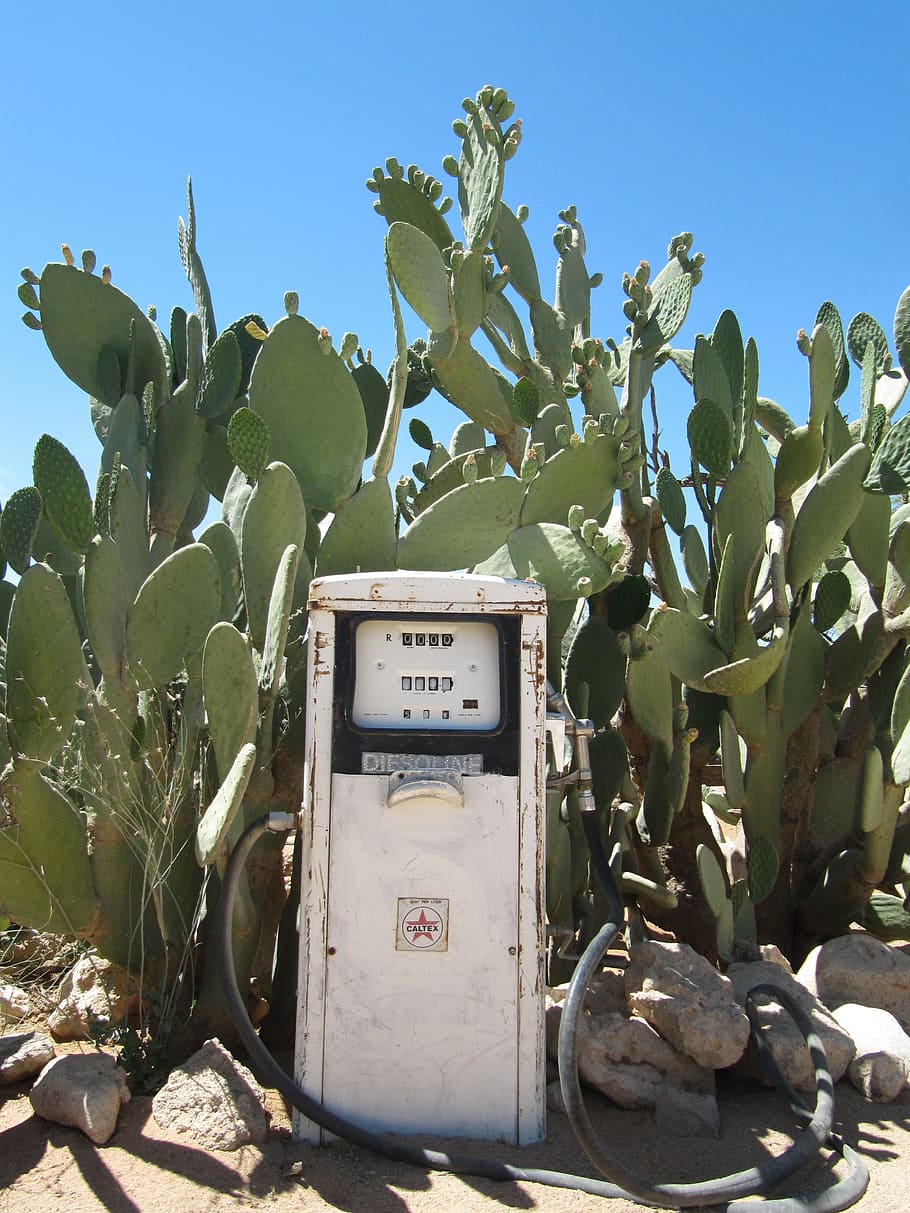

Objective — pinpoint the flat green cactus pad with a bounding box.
[248,314,367,512]
[196,742,258,866]
[0,764,98,935]
[5,563,91,762]
[398,475,524,571]
[520,432,623,527]
[0,487,42,574]
[203,622,259,785]
[239,462,306,650]
[565,615,626,729]
[387,222,454,334]
[126,543,221,690]
[317,476,397,577]
[649,607,727,691]
[431,338,515,436]
[33,434,95,555]
[475,521,619,601]
[83,536,131,680]
[38,262,168,405]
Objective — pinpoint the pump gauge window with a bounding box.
[351,618,502,731]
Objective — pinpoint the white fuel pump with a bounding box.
[294,571,548,1146]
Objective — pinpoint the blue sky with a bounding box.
[3,1,909,508]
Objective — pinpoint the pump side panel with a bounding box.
[313,772,522,1141]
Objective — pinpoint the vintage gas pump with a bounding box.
[294,571,548,1146]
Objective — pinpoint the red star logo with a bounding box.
[409,910,435,941]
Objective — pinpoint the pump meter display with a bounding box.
[351,618,502,731]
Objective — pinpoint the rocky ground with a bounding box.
[5,929,910,1211]
[2,1043,910,1212]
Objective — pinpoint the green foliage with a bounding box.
[10,79,910,1040]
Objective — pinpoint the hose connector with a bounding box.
[265,811,300,833]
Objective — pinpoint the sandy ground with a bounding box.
[2,1049,910,1213]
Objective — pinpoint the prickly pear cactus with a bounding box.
[10,81,910,1037]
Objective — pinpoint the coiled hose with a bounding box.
[216,813,869,1211]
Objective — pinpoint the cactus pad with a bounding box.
[316,476,396,577]
[474,521,620,601]
[866,414,910,494]
[787,442,872,589]
[248,314,367,512]
[196,742,258,866]
[203,621,259,784]
[125,543,221,689]
[687,399,732,478]
[511,377,541,426]
[387,222,455,334]
[747,835,779,904]
[5,563,92,762]
[655,467,686,535]
[239,462,306,650]
[397,475,524,571]
[0,765,98,935]
[36,262,168,405]
[813,569,852,631]
[847,311,891,371]
[0,486,42,574]
[696,844,728,918]
[565,615,626,729]
[519,431,624,527]
[227,406,270,481]
[32,434,94,554]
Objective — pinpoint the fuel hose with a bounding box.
[216,813,868,1211]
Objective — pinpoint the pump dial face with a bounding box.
[351,618,501,731]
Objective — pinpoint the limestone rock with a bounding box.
[49,955,140,1041]
[797,934,910,1033]
[548,1001,714,1111]
[728,959,854,1090]
[758,943,793,973]
[654,1085,720,1139]
[831,1003,910,1102]
[0,1032,56,1084]
[152,1038,267,1150]
[30,1053,130,1143]
[0,984,30,1022]
[547,970,627,1017]
[624,941,750,1069]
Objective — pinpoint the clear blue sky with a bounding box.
[3,1,909,507]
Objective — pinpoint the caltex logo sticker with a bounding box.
[396,897,449,952]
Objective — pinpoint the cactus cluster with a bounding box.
[4,84,910,1054]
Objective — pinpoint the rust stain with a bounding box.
[312,629,332,675]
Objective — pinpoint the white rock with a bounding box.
[728,960,855,1090]
[831,1003,910,1102]
[548,1001,714,1110]
[797,934,910,1033]
[848,1053,906,1102]
[0,984,30,1022]
[0,1032,56,1084]
[547,970,627,1016]
[30,1053,130,1143]
[654,1085,720,1138]
[152,1038,267,1150]
[624,941,750,1069]
[48,955,140,1041]
[758,943,793,973]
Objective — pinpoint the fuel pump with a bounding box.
[216,570,869,1212]
[295,571,547,1145]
